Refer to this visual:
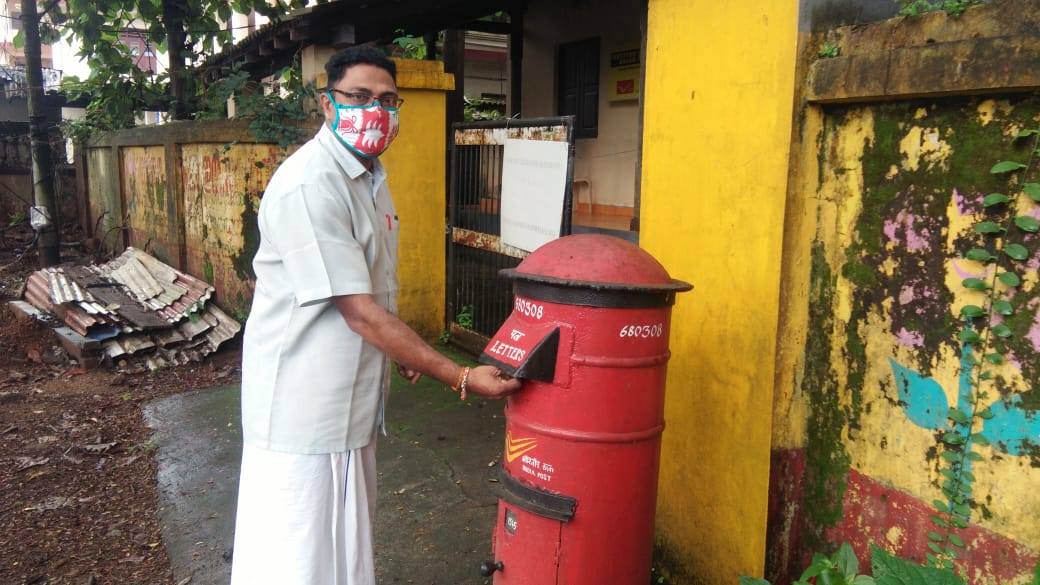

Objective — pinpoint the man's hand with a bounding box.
[465,365,522,399]
[396,362,421,384]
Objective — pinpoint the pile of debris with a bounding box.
[15,247,240,370]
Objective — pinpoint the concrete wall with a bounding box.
[639,0,800,583]
[769,2,1040,584]
[86,59,452,335]
[521,0,642,211]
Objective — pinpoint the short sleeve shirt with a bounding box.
[241,124,400,454]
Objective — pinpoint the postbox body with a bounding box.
[480,234,691,585]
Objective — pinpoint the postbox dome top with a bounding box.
[502,234,692,295]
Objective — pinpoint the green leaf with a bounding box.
[942,432,966,445]
[954,502,971,516]
[853,576,876,585]
[958,329,981,344]
[739,577,772,585]
[998,272,1021,287]
[948,534,965,548]
[933,500,950,513]
[941,451,961,463]
[869,545,965,582]
[974,221,1005,235]
[1024,183,1040,202]
[834,542,859,578]
[993,300,1014,315]
[964,248,995,262]
[925,553,938,567]
[992,324,1013,338]
[12,28,24,50]
[928,531,945,542]
[967,451,984,462]
[991,161,1028,174]
[1016,216,1040,233]
[1005,243,1030,261]
[982,193,1009,207]
[952,515,969,529]
[962,278,989,291]
[980,371,993,381]
[945,547,959,560]
[947,408,970,424]
[1015,129,1040,138]
[959,305,985,318]
[931,515,949,528]
[971,433,991,446]
[978,407,995,419]
[927,542,944,554]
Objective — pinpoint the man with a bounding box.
[230,46,521,585]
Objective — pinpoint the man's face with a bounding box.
[321,63,399,126]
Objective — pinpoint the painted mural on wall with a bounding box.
[181,143,290,317]
[769,95,1040,584]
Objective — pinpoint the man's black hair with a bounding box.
[325,46,397,88]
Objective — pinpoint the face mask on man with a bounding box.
[326,90,400,159]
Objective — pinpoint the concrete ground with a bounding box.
[144,347,505,585]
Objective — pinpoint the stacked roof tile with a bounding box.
[23,248,241,369]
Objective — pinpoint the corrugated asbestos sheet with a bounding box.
[23,247,241,370]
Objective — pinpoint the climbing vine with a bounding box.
[930,127,1040,569]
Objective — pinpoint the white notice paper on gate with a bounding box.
[500,138,569,253]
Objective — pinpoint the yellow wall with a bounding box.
[382,59,453,338]
[640,1,800,581]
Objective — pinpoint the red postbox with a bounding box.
[477,234,692,585]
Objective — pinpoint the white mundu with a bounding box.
[230,442,378,585]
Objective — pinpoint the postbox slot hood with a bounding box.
[479,322,560,382]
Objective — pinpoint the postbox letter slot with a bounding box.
[497,467,576,522]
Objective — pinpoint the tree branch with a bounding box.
[39,0,61,18]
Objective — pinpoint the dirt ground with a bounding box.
[0,227,242,585]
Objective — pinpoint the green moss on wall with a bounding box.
[803,242,852,543]
[233,192,260,282]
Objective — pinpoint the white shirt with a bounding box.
[241,124,400,454]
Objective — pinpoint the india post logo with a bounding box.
[505,431,538,463]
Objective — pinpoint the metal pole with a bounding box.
[21,0,59,267]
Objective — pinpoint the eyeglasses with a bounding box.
[327,88,404,109]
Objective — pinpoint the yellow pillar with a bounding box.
[639,1,800,582]
[381,59,454,338]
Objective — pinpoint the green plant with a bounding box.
[740,544,965,585]
[650,565,672,585]
[818,42,840,59]
[871,546,964,585]
[464,97,506,122]
[7,209,27,228]
[438,330,451,345]
[741,543,874,585]
[392,30,427,60]
[198,58,320,147]
[929,126,1040,569]
[456,305,475,329]
[32,0,307,142]
[896,0,985,17]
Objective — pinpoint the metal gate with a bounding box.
[446,116,575,354]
